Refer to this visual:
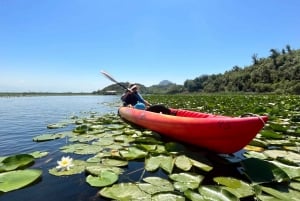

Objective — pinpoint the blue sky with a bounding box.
[1,0,299,92]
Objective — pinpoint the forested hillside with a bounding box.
[184,45,300,94]
[98,45,300,94]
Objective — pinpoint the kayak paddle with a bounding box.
[100,70,128,90]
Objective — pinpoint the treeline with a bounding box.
[99,45,300,95]
[184,45,300,94]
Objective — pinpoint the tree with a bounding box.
[252,53,259,65]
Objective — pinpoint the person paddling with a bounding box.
[121,84,151,110]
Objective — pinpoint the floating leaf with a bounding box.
[60,143,103,154]
[184,189,206,201]
[260,130,283,139]
[198,185,239,201]
[243,151,268,160]
[259,185,300,201]
[85,165,123,175]
[138,177,174,194]
[29,151,49,159]
[100,183,151,200]
[169,173,204,192]
[0,154,34,172]
[213,177,254,198]
[241,158,290,184]
[190,158,213,172]
[86,170,118,187]
[33,133,63,142]
[151,192,185,201]
[119,147,148,160]
[49,160,86,176]
[0,169,42,192]
[101,158,128,167]
[175,155,193,171]
[270,161,300,179]
[145,155,174,174]
[263,150,300,164]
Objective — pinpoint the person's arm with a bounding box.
[136,93,151,106]
[121,88,132,101]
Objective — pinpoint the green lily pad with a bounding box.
[119,147,148,160]
[0,169,42,192]
[260,130,283,139]
[33,133,64,142]
[151,192,185,201]
[263,150,300,164]
[60,143,103,154]
[101,158,128,167]
[99,183,151,200]
[86,164,123,175]
[184,189,206,201]
[86,170,118,187]
[190,158,213,172]
[0,154,34,172]
[241,158,290,184]
[259,185,300,201]
[270,161,300,179]
[243,151,268,160]
[213,177,254,198]
[198,185,239,201]
[47,122,69,129]
[49,160,86,176]
[145,155,174,174]
[169,173,204,192]
[138,177,174,194]
[29,151,49,159]
[175,155,193,171]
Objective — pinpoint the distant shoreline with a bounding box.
[0,92,97,97]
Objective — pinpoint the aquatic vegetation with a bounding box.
[2,94,300,200]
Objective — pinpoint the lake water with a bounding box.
[0,95,120,201]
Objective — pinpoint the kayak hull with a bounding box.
[118,107,268,154]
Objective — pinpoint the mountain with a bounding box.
[158,80,173,86]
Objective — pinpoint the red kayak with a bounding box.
[118,107,268,154]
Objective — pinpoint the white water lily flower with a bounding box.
[56,156,74,171]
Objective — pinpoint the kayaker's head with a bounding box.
[129,84,138,93]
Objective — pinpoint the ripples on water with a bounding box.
[0,95,119,201]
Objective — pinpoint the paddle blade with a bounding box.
[100,70,118,83]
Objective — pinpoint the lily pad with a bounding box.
[138,177,174,194]
[29,151,49,159]
[99,183,151,200]
[198,185,239,201]
[270,161,300,179]
[0,169,42,192]
[101,158,128,167]
[259,185,300,201]
[151,192,185,201]
[85,164,123,175]
[86,170,118,187]
[119,147,148,160]
[49,160,86,176]
[169,173,204,192]
[0,154,34,172]
[175,155,193,171]
[145,155,174,174]
[33,133,64,142]
[184,189,206,201]
[263,150,300,164]
[241,158,290,184]
[213,177,254,198]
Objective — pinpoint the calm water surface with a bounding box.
[0,95,120,201]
